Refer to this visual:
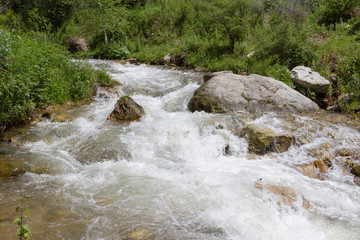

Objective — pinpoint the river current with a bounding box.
[0,60,359,240]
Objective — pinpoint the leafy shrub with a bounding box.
[316,0,359,25]
[0,28,111,129]
[101,41,130,59]
[257,21,315,68]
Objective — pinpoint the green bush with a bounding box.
[0,28,111,129]
[316,0,359,25]
[256,21,315,68]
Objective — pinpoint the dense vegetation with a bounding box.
[0,28,110,131]
[1,0,360,127]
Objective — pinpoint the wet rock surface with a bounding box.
[0,160,30,179]
[127,226,153,240]
[0,158,50,179]
[241,124,295,154]
[188,72,319,113]
[351,165,360,177]
[108,96,145,121]
[254,180,311,210]
[241,124,276,154]
[301,160,329,179]
[275,134,295,153]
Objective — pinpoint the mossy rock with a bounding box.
[351,165,360,177]
[242,124,276,154]
[127,226,153,240]
[51,112,75,123]
[188,88,226,113]
[0,160,30,179]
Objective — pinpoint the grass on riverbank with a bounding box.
[0,28,111,131]
[1,0,360,113]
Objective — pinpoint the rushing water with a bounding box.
[0,60,360,240]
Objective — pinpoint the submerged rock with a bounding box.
[0,160,30,179]
[188,72,319,114]
[290,66,330,94]
[254,180,310,209]
[127,226,152,240]
[0,159,51,179]
[52,113,74,123]
[301,160,329,179]
[108,96,145,121]
[275,134,295,153]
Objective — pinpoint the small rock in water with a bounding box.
[52,114,74,123]
[275,134,295,153]
[108,96,145,122]
[127,226,152,240]
[351,165,360,177]
[301,160,329,179]
[0,160,30,179]
[254,180,311,210]
[241,124,276,154]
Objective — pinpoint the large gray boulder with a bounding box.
[188,72,319,113]
[290,66,330,94]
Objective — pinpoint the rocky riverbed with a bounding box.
[0,60,359,240]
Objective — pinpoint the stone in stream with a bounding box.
[127,226,152,240]
[108,96,145,121]
[241,124,295,154]
[0,159,51,179]
[351,165,360,177]
[290,66,331,94]
[0,160,30,179]
[51,112,75,123]
[188,71,319,114]
[241,124,276,154]
[254,180,311,210]
[275,134,295,153]
[301,160,329,179]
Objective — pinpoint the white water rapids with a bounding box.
[0,60,360,239]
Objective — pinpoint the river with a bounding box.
[0,60,359,240]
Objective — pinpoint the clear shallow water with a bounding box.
[0,60,360,240]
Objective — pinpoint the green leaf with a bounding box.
[14,217,20,224]
[16,206,20,212]
[23,207,29,213]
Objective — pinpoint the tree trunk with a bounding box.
[104,30,108,51]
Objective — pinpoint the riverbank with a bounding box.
[0,29,114,133]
